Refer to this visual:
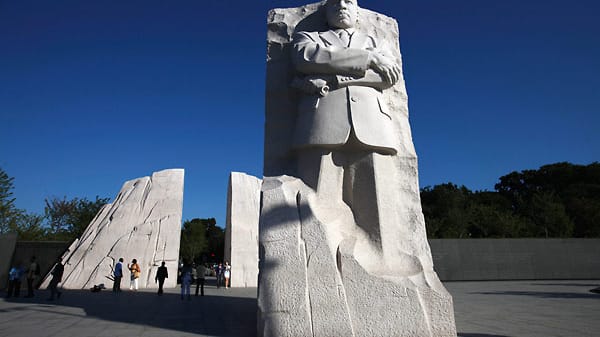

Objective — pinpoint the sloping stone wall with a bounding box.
[41,169,184,290]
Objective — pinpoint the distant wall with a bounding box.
[430,239,600,281]
[0,233,18,289]
[11,241,71,288]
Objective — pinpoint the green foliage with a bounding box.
[44,195,110,241]
[205,218,225,262]
[495,162,599,237]
[180,217,224,263]
[0,167,23,234]
[421,184,528,238]
[422,162,600,238]
[180,218,209,263]
[12,213,47,241]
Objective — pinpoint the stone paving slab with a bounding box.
[1,278,598,337]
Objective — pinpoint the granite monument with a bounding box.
[259,1,457,336]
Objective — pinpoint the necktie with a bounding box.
[338,29,350,47]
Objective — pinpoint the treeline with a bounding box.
[422,162,600,238]
[0,167,109,241]
[1,167,226,261]
[3,162,599,243]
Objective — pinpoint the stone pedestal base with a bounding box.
[258,176,456,337]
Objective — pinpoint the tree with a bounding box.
[205,218,225,262]
[179,217,224,263]
[180,218,209,263]
[44,195,109,241]
[495,162,599,237]
[0,167,23,234]
[421,183,537,238]
[525,191,574,238]
[71,197,110,238]
[12,213,46,241]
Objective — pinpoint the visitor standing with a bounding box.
[191,263,197,286]
[196,263,206,296]
[6,263,24,298]
[128,259,141,291]
[216,262,224,289]
[224,261,231,289]
[180,263,192,300]
[113,258,123,292]
[155,261,168,295]
[26,256,40,298]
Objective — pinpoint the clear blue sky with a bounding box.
[1,0,598,228]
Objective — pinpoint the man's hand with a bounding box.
[369,51,401,85]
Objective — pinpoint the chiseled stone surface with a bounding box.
[259,1,457,336]
[41,169,184,290]
[224,172,261,288]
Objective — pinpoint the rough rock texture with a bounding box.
[259,2,457,336]
[41,169,184,289]
[224,172,261,287]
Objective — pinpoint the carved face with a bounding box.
[326,0,359,29]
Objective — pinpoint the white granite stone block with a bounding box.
[41,169,184,290]
[224,172,261,287]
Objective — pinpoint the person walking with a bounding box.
[47,258,64,301]
[128,259,141,291]
[26,256,40,298]
[155,261,168,295]
[113,258,123,292]
[196,263,206,296]
[224,261,231,289]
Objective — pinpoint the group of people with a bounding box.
[5,256,64,301]
[214,261,231,289]
[178,262,211,299]
[112,258,142,292]
[5,256,41,299]
[112,259,215,299]
[6,256,233,300]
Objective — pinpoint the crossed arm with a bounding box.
[291,31,401,90]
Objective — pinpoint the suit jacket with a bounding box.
[291,29,398,155]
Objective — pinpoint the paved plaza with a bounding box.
[1,278,598,337]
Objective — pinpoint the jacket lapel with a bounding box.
[320,29,370,49]
[320,30,344,47]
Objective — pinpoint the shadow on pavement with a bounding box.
[472,290,600,300]
[531,283,600,287]
[2,284,258,337]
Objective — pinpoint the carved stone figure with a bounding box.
[260,1,457,336]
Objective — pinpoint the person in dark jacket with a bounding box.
[113,258,124,292]
[47,257,64,301]
[216,262,224,289]
[155,261,169,295]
